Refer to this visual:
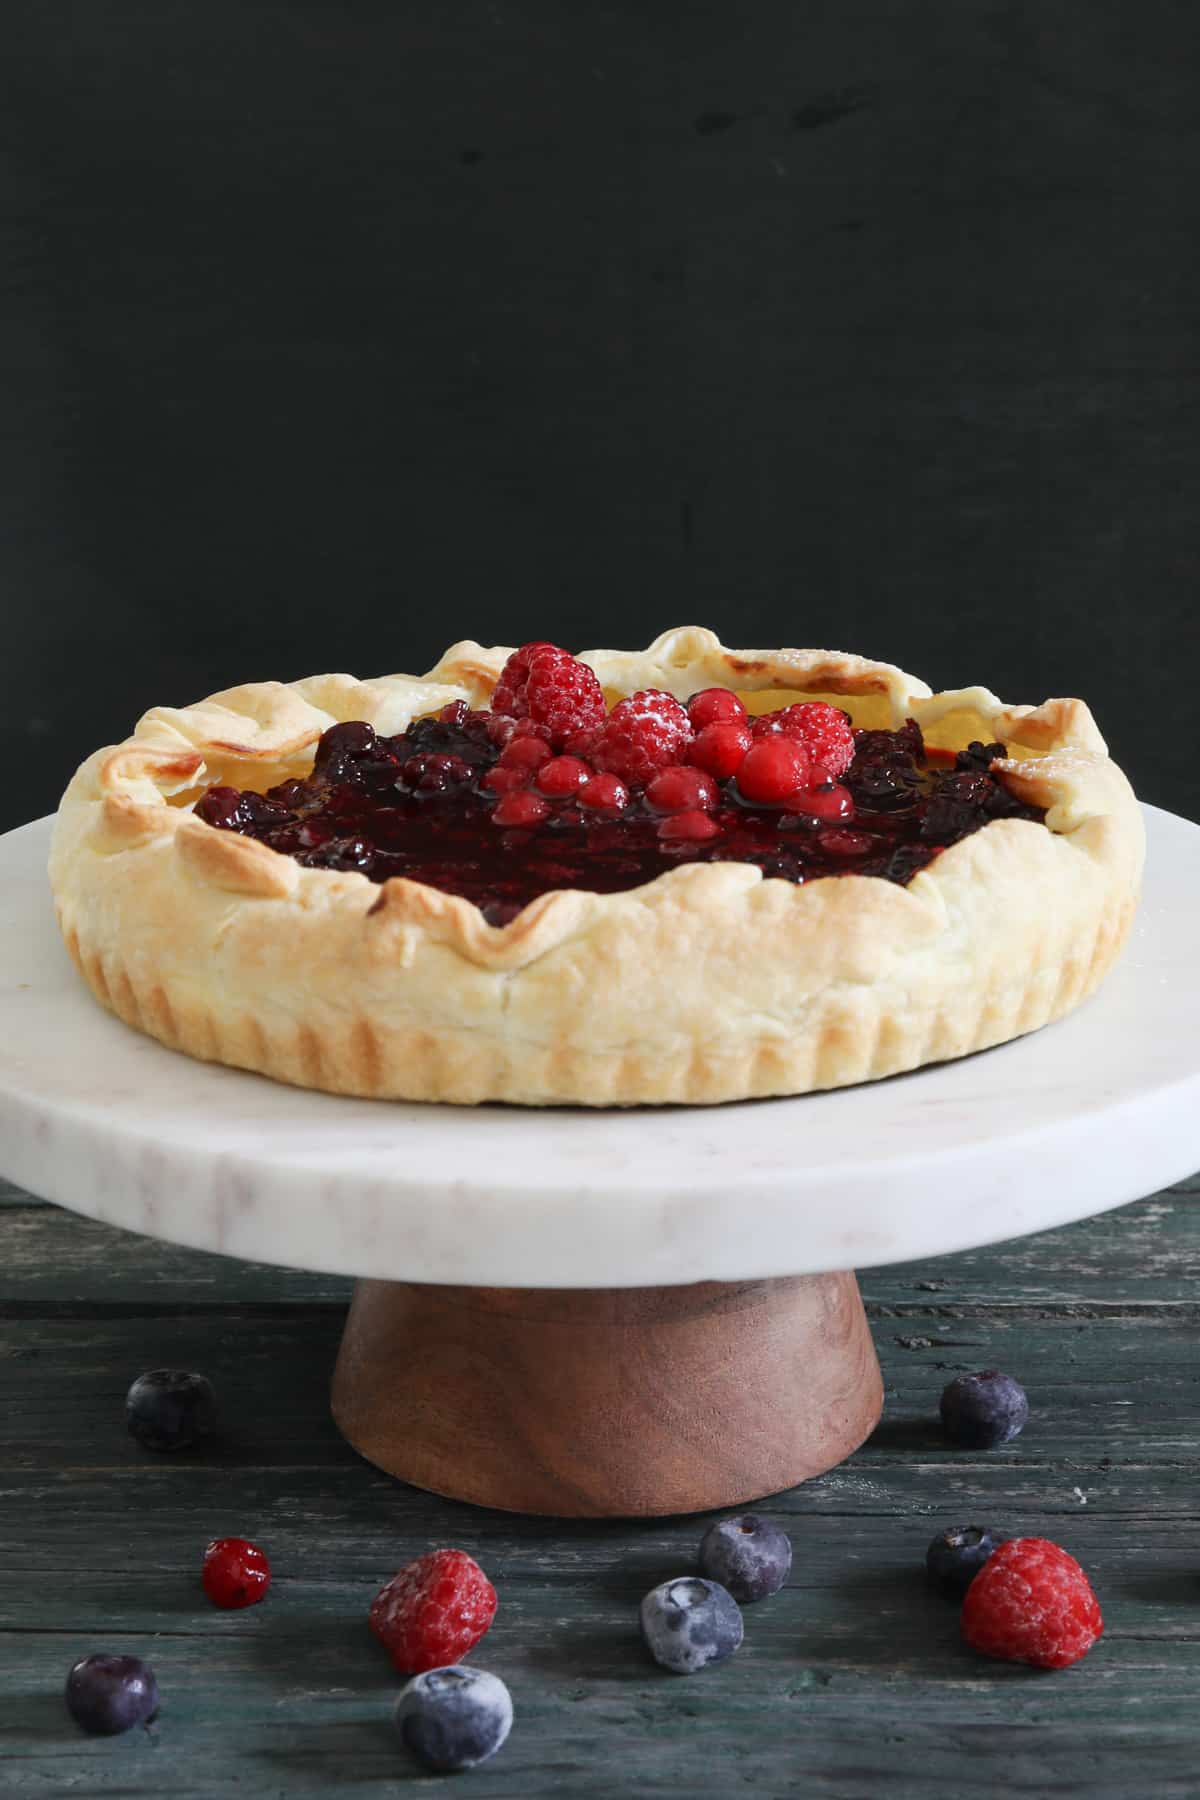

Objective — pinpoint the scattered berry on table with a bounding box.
[925,1525,999,1595]
[593,690,693,785]
[687,687,747,731]
[125,1369,216,1453]
[394,1666,513,1772]
[940,1370,1029,1448]
[492,643,606,746]
[962,1537,1103,1669]
[65,1654,159,1736]
[371,1549,498,1675]
[202,1537,272,1609]
[734,737,811,805]
[639,1577,744,1674]
[698,1514,793,1604]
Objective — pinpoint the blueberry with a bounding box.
[65,1654,159,1735]
[639,1577,744,1674]
[925,1525,999,1594]
[940,1370,1029,1449]
[394,1666,512,1772]
[698,1513,792,1603]
[125,1369,216,1452]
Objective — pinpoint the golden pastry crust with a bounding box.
[50,627,1144,1106]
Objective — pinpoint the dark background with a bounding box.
[3,1,1198,829]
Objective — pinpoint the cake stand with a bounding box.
[2,809,1198,1516]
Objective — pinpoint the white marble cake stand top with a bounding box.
[0,810,1197,1287]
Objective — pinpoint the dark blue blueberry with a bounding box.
[925,1525,999,1594]
[698,1513,792,1604]
[940,1370,1029,1449]
[639,1577,744,1674]
[125,1369,217,1453]
[394,1666,512,1772]
[65,1655,159,1735]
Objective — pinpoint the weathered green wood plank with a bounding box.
[1,1183,1198,1796]
[1,1179,1197,1309]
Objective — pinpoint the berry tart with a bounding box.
[50,627,1143,1106]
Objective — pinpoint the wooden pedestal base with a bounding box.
[331,1273,883,1517]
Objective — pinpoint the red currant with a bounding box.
[735,738,811,804]
[492,790,550,829]
[578,773,630,813]
[645,765,719,814]
[688,721,752,780]
[499,736,553,773]
[687,688,747,731]
[483,765,526,795]
[536,755,593,798]
[202,1537,271,1610]
[794,782,854,822]
[658,810,721,842]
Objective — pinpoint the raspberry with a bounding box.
[961,1538,1103,1669]
[658,810,720,842]
[491,643,606,747]
[687,688,747,731]
[578,773,629,813]
[688,721,752,781]
[735,738,811,805]
[752,703,855,777]
[645,765,718,814]
[593,690,692,787]
[535,755,592,799]
[202,1537,271,1610]
[491,790,550,829]
[370,1549,498,1675]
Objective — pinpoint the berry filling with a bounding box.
[194,651,1046,928]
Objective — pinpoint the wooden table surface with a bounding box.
[2,1172,1198,1797]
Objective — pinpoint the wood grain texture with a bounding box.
[331,1274,883,1515]
[1,1176,1198,1795]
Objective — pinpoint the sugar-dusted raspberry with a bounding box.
[593,690,692,787]
[578,773,629,813]
[536,755,592,799]
[370,1549,498,1675]
[752,702,855,777]
[688,721,752,781]
[492,791,550,829]
[658,809,721,842]
[962,1538,1103,1670]
[645,765,719,814]
[687,688,747,731]
[735,737,811,805]
[491,643,606,747]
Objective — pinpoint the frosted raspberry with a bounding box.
[687,688,747,731]
[962,1538,1103,1670]
[645,766,719,814]
[370,1549,497,1675]
[736,737,811,805]
[688,721,752,781]
[752,702,855,777]
[491,643,606,747]
[593,690,692,787]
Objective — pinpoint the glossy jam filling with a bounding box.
[194,714,1045,927]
